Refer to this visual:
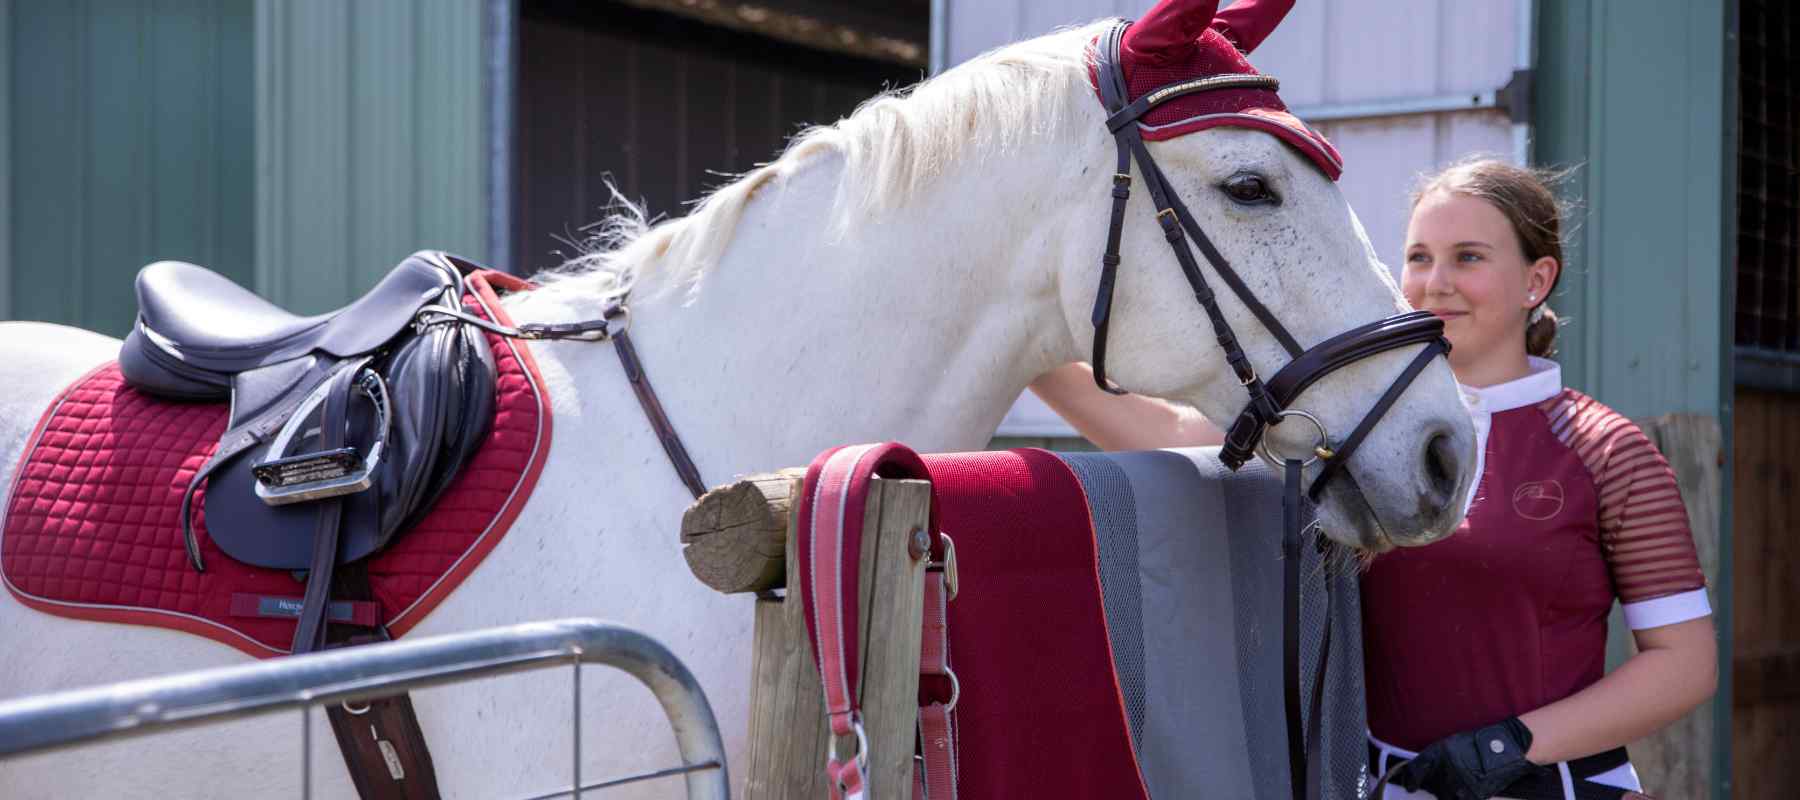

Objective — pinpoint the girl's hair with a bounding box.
[1411,157,1573,358]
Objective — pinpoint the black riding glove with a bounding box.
[1391,717,1540,800]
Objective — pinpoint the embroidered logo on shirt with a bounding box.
[1511,480,1565,520]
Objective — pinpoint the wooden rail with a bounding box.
[683,472,932,799]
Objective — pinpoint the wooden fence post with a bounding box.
[684,473,932,799]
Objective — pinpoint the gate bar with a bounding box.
[0,618,728,800]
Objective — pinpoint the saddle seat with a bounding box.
[121,254,457,398]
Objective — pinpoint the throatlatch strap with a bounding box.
[1089,135,1134,396]
[1089,21,1137,396]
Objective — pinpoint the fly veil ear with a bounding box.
[1121,0,1219,64]
[1102,0,1342,174]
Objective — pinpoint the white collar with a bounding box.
[1460,356,1563,413]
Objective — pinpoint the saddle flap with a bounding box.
[202,305,496,571]
[203,385,388,570]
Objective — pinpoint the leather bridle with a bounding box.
[1091,20,1449,493]
[1090,19,1452,799]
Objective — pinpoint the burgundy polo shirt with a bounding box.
[1361,358,1710,750]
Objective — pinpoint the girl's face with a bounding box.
[1401,190,1557,379]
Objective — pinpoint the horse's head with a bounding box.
[1051,1,1477,552]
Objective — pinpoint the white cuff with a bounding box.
[1622,588,1712,630]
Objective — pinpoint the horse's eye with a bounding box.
[1222,174,1278,206]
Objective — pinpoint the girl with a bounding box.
[1029,158,1716,799]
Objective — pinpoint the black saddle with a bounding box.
[120,255,460,398]
[119,250,497,655]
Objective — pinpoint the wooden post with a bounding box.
[689,474,931,799]
[741,503,828,798]
[1604,413,1723,798]
[680,469,804,594]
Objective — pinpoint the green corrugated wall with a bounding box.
[3,0,255,337]
[1,0,486,333]
[1538,3,1734,797]
[254,0,485,315]
[1536,0,1730,422]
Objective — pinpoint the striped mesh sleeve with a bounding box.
[1549,393,1708,606]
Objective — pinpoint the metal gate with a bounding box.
[0,618,729,799]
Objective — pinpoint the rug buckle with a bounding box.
[930,532,959,602]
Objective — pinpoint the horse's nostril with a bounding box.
[1424,431,1457,509]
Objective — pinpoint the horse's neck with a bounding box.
[530,141,1089,482]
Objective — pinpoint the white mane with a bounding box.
[536,20,1109,302]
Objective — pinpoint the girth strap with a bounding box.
[324,691,441,800]
[321,565,442,800]
[805,444,886,799]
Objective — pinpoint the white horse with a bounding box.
[0,21,1476,799]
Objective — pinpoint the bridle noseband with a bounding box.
[1090,20,1450,502]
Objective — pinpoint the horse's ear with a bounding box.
[1124,0,1221,65]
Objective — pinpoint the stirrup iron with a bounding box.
[253,368,391,505]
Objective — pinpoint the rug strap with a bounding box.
[914,569,957,799]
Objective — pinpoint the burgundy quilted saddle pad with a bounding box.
[1,271,552,657]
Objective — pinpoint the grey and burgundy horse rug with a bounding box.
[796,443,1369,800]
